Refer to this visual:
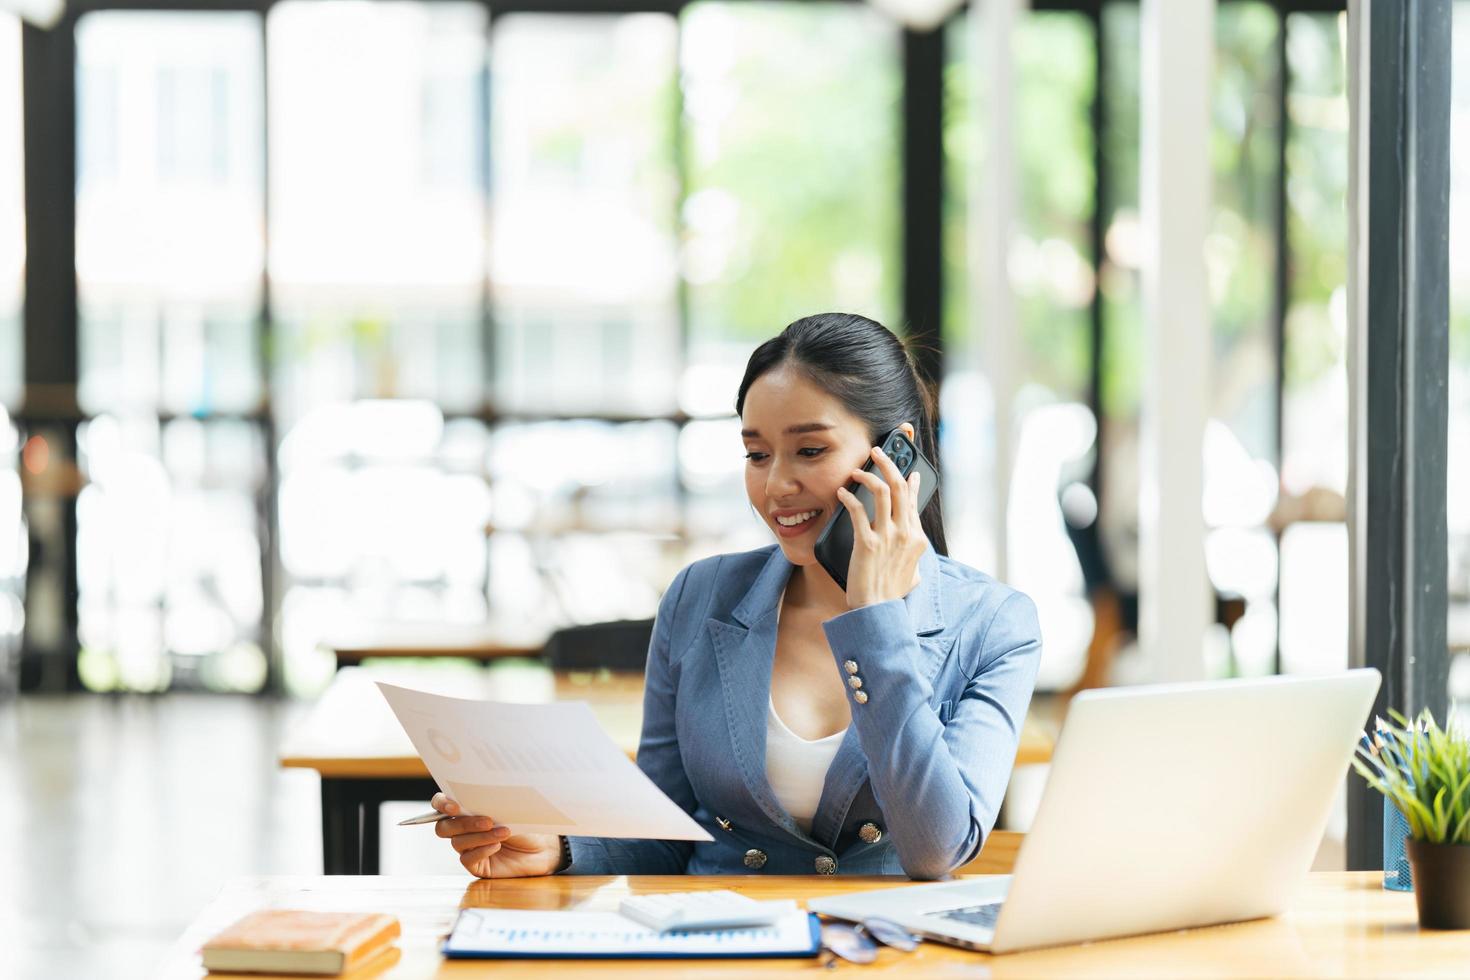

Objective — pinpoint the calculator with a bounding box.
[618,890,799,932]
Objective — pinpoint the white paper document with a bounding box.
[376,682,712,841]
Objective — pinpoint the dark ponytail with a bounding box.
[735,313,947,557]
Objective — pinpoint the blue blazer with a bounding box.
[563,543,1042,880]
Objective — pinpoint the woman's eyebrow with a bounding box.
[740,422,835,438]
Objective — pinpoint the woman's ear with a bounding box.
[899,422,916,442]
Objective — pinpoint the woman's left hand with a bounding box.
[835,445,928,609]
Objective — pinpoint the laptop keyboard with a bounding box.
[931,902,1003,930]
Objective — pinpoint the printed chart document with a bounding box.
[376,682,712,841]
[443,909,821,959]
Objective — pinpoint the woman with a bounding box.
[431,313,1042,880]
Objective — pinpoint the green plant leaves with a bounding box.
[1352,709,1470,846]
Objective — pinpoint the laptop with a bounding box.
[808,668,1381,954]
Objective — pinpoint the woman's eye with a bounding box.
[744,451,769,462]
[797,447,826,458]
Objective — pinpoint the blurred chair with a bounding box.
[541,618,654,673]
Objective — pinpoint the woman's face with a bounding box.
[740,365,879,567]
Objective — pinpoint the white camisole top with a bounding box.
[765,696,846,833]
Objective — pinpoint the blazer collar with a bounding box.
[730,543,946,634]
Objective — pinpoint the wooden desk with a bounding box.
[282,667,1054,875]
[322,622,549,670]
[161,872,1467,978]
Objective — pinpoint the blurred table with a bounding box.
[282,666,1053,874]
[321,622,550,671]
[160,872,1463,979]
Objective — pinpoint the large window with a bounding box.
[941,9,1099,688]
[683,1,900,369]
[269,0,485,423]
[942,2,1352,687]
[26,0,1397,696]
[1279,10,1350,677]
[74,12,268,692]
[268,1,491,692]
[492,12,680,416]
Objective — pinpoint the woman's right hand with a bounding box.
[431,792,563,879]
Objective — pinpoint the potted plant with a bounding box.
[1352,709,1470,929]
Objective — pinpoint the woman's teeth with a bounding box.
[775,510,820,527]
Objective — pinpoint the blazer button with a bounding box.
[716,816,733,832]
[843,659,860,675]
[743,848,768,870]
[815,855,837,875]
[847,675,863,690]
[854,690,869,705]
[858,822,883,844]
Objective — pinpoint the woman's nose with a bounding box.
[766,458,801,497]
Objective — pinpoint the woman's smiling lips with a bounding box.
[770,507,824,538]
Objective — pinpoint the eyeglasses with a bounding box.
[819,916,921,968]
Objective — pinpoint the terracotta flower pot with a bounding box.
[1405,837,1470,929]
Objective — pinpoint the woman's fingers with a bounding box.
[450,828,513,855]
[870,446,911,522]
[835,487,877,544]
[461,843,502,876]
[435,814,499,838]
[431,792,459,816]
[848,468,891,533]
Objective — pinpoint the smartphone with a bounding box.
[812,428,940,591]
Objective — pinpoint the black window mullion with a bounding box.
[901,26,944,392]
[1270,2,1288,677]
[19,15,83,693]
[1088,3,1106,500]
[258,7,282,695]
[1345,0,1452,870]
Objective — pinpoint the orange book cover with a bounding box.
[201,909,401,976]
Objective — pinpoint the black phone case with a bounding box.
[812,429,939,591]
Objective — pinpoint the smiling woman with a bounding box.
[430,313,1043,881]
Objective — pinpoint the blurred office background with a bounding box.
[1,0,1469,976]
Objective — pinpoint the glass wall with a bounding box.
[943,3,1352,688]
[23,0,1396,695]
[74,12,268,692]
[491,12,680,416]
[268,1,492,692]
[942,9,1098,689]
[1279,10,1350,678]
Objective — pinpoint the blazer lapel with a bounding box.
[708,548,806,837]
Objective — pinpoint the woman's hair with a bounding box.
[734,312,947,556]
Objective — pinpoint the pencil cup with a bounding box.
[1383,797,1413,892]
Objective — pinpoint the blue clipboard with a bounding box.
[442,908,823,960]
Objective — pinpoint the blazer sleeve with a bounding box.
[559,565,699,875]
[822,589,1042,880]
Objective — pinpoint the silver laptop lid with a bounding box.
[990,668,1380,953]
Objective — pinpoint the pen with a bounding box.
[398,810,452,826]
